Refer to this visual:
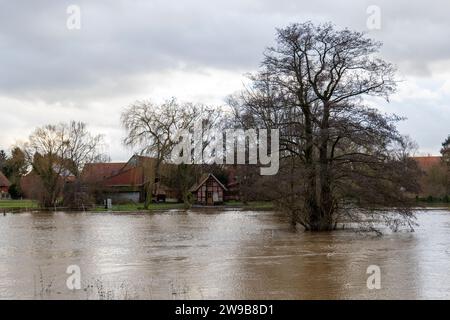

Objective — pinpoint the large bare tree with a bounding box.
[231,22,421,232]
[24,121,107,207]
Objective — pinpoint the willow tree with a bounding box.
[231,22,420,232]
[121,99,223,207]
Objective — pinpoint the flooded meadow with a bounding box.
[1,209,450,299]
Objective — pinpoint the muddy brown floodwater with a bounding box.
[1,209,450,299]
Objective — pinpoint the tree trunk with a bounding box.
[143,180,152,209]
[144,158,162,209]
[317,102,334,231]
[301,105,322,230]
[305,102,335,231]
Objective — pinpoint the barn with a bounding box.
[190,173,227,205]
[81,155,178,203]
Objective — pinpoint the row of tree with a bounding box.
[118,22,427,232]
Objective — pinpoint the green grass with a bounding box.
[94,202,186,212]
[93,201,275,212]
[0,199,38,209]
[0,199,275,212]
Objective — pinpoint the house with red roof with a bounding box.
[81,155,178,203]
[413,156,442,172]
[20,165,76,201]
[412,156,447,197]
[0,171,11,199]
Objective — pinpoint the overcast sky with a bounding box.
[1,0,449,161]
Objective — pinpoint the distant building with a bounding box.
[413,156,442,172]
[81,155,178,203]
[190,173,227,205]
[17,153,245,205]
[20,167,75,201]
[0,171,11,199]
[412,156,447,197]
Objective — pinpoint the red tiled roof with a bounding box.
[412,156,442,171]
[0,171,11,187]
[81,163,126,183]
[81,156,177,187]
[103,167,145,186]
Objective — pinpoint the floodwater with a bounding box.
[0,209,450,299]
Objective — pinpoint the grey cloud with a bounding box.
[0,0,449,158]
[2,0,450,95]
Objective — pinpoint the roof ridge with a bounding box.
[189,172,227,192]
